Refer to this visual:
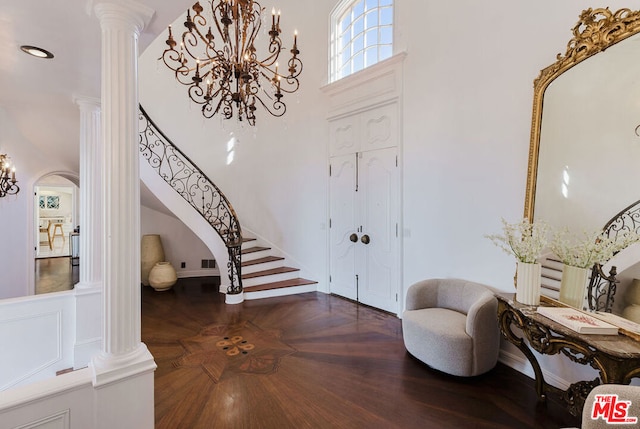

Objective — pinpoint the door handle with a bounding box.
[349,233,358,243]
[361,234,370,245]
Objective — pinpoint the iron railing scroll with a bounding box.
[138,105,243,294]
[588,199,640,312]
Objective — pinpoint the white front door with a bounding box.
[329,147,399,313]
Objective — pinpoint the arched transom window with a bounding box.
[330,0,393,82]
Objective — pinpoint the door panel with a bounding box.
[329,154,358,300]
[361,103,398,152]
[358,148,398,312]
[330,148,398,313]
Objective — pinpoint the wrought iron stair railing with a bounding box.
[588,198,640,312]
[138,105,243,294]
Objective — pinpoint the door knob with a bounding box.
[349,233,358,243]
[361,234,370,244]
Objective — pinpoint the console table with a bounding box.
[497,294,640,416]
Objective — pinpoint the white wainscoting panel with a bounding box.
[0,292,75,391]
[14,409,70,429]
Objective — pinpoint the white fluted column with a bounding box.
[74,96,103,288]
[90,0,155,393]
[72,95,103,368]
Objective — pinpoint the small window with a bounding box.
[39,195,60,209]
[330,0,393,82]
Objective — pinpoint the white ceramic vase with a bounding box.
[559,264,589,309]
[141,234,165,286]
[516,261,542,306]
[149,262,177,291]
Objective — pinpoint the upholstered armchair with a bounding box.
[402,278,500,377]
[581,384,640,429]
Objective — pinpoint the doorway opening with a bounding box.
[34,174,79,294]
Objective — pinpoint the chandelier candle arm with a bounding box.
[0,153,19,198]
[161,0,302,125]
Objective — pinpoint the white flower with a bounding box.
[485,218,549,264]
[550,228,640,269]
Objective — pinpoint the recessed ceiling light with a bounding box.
[20,45,54,59]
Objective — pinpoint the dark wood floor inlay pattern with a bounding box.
[142,277,580,429]
[172,320,295,383]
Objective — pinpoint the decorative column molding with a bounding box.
[90,0,155,389]
[72,95,103,369]
[74,95,102,289]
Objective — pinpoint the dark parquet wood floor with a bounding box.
[142,277,579,429]
[35,257,78,294]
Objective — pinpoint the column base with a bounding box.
[225,292,245,304]
[90,343,156,387]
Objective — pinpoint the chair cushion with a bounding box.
[402,307,473,376]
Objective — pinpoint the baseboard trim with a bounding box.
[177,269,219,278]
[498,348,571,390]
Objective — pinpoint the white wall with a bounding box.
[0,107,69,299]
[139,0,640,387]
[398,0,594,288]
[141,205,218,277]
[1,0,638,391]
[140,0,630,297]
[139,0,332,292]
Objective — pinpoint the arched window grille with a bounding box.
[330,0,393,82]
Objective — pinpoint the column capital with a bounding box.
[73,94,101,111]
[93,0,155,35]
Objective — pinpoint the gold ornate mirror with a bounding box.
[525,8,640,319]
[525,7,640,222]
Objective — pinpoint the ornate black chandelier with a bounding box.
[161,0,302,126]
[0,153,19,198]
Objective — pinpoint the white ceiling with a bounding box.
[0,0,190,172]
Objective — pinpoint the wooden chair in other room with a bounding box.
[39,220,52,250]
[51,223,65,242]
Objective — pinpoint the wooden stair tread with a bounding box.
[243,266,299,279]
[242,237,256,243]
[242,256,284,267]
[244,278,317,292]
[241,246,270,255]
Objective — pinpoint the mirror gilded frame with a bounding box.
[524,7,640,220]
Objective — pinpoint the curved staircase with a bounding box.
[139,106,316,300]
[240,236,317,299]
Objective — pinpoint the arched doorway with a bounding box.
[33,172,79,294]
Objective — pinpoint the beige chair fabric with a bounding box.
[581,384,640,429]
[402,278,500,377]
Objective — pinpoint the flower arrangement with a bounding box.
[550,228,640,269]
[485,218,549,264]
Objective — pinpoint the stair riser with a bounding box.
[242,260,286,274]
[241,240,257,250]
[241,249,272,261]
[244,284,318,300]
[242,272,299,288]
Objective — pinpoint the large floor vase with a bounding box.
[149,262,177,292]
[515,261,541,306]
[622,279,640,323]
[559,264,589,309]
[141,234,165,286]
